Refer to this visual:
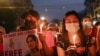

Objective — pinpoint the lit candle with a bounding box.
[40,23,44,33]
[73,34,76,46]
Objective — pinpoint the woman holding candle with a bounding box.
[57,10,96,56]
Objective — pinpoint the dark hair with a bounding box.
[95,22,100,26]
[82,16,92,22]
[26,34,39,51]
[62,10,86,49]
[64,10,80,20]
[21,10,40,20]
[26,34,38,43]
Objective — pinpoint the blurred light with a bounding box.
[45,8,48,12]
[62,6,65,9]
[93,20,97,25]
[0,6,31,9]
[97,14,100,18]
[41,16,45,21]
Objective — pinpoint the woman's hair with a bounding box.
[82,16,92,22]
[26,34,39,51]
[26,34,38,43]
[62,10,86,49]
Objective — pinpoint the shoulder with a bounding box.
[57,34,64,49]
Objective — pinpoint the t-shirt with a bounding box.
[0,44,3,56]
[0,44,3,52]
[38,31,55,49]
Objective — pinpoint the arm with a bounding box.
[41,41,54,56]
[38,32,54,56]
[57,46,65,56]
[88,36,96,56]
[88,44,96,56]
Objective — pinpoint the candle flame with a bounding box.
[73,34,76,40]
[73,34,76,46]
[40,23,44,33]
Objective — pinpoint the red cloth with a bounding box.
[0,44,3,52]
[91,27,97,37]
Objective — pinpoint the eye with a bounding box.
[73,21,78,23]
[65,21,71,23]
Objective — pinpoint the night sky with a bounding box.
[32,0,85,22]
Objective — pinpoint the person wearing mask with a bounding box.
[57,11,96,56]
[20,10,55,56]
[82,16,96,37]
[82,16,97,53]
[95,22,100,56]
[0,26,6,56]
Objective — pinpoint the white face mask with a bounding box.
[65,23,80,33]
[83,22,92,27]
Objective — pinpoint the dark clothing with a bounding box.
[57,34,94,56]
[26,52,41,56]
[26,53,31,56]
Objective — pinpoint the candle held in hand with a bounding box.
[73,34,76,46]
[40,23,44,33]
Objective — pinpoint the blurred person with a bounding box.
[0,26,6,56]
[20,10,40,30]
[95,22,100,56]
[82,16,97,52]
[20,10,55,56]
[82,16,97,37]
[47,23,59,38]
[26,34,41,56]
[57,10,96,56]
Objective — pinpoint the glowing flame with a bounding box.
[73,34,76,46]
[40,23,44,33]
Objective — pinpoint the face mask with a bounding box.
[25,20,36,29]
[83,22,92,27]
[65,23,80,33]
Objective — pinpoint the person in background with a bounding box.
[26,34,41,56]
[95,22,100,56]
[81,16,97,54]
[57,10,96,56]
[47,23,59,38]
[20,10,55,56]
[82,16,97,37]
[0,26,6,56]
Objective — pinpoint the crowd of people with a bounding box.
[0,9,100,56]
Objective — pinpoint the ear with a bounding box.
[36,20,40,27]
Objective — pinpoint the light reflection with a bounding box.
[0,6,32,9]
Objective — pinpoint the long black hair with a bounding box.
[62,10,86,49]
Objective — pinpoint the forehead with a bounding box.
[27,37,34,40]
[26,14,37,21]
[65,15,78,21]
[82,18,91,22]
